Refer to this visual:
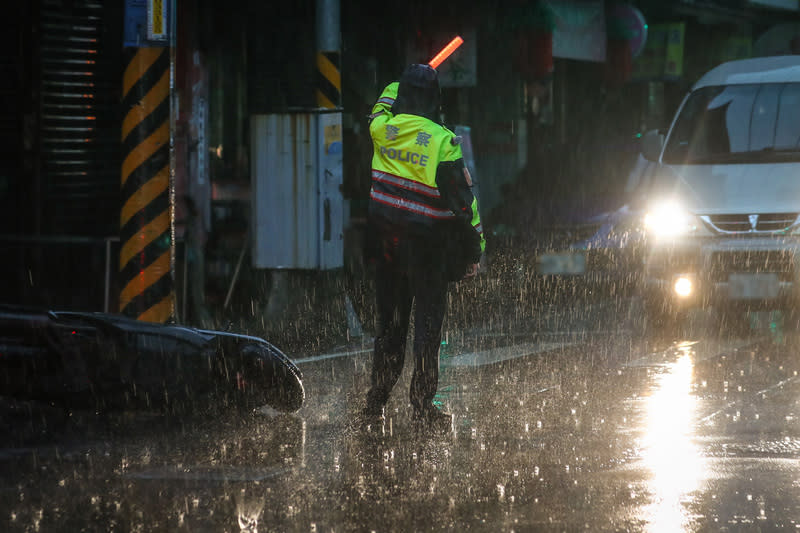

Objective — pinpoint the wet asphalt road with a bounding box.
[3,301,800,532]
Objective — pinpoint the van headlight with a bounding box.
[644,202,693,237]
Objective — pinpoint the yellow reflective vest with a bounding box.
[368,82,486,261]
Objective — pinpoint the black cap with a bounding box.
[393,64,441,122]
[399,64,439,90]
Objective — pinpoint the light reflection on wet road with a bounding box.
[4,305,800,531]
[638,346,704,533]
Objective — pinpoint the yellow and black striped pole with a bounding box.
[316,0,341,109]
[316,50,341,109]
[119,47,174,322]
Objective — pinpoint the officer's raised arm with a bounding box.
[368,82,398,125]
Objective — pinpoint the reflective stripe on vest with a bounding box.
[370,168,453,221]
[372,169,440,198]
[370,190,455,220]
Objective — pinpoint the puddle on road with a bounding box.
[634,346,707,532]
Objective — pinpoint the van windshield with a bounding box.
[662,83,800,164]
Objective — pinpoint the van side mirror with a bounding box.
[641,129,664,162]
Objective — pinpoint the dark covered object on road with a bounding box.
[0,305,304,413]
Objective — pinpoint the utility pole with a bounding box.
[316,0,341,109]
[119,0,175,322]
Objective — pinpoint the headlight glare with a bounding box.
[674,276,693,298]
[644,202,691,236]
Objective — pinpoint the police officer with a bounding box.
[362,64,485,431]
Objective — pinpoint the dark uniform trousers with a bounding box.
[365,230,448,414]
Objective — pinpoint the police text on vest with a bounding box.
[380,146,428,167]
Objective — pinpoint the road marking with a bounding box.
[445,341,581,368]
[293,346,373,365]
[698,374,800,426]
[293,338,583,368]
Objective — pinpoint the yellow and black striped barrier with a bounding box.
[316,50,340,109]
[119,47,174,322]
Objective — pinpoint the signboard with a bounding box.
[147,0,169,41]
[609,4,648,57]
[323,122,342,155]
[632,22,685,81]
[124,0,172,47]
[551,0,606,62]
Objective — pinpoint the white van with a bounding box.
[640,55,800,313]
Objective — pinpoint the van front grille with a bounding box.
[756,213,798,232]
[703,213,799,234]
[708,214,751,232]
